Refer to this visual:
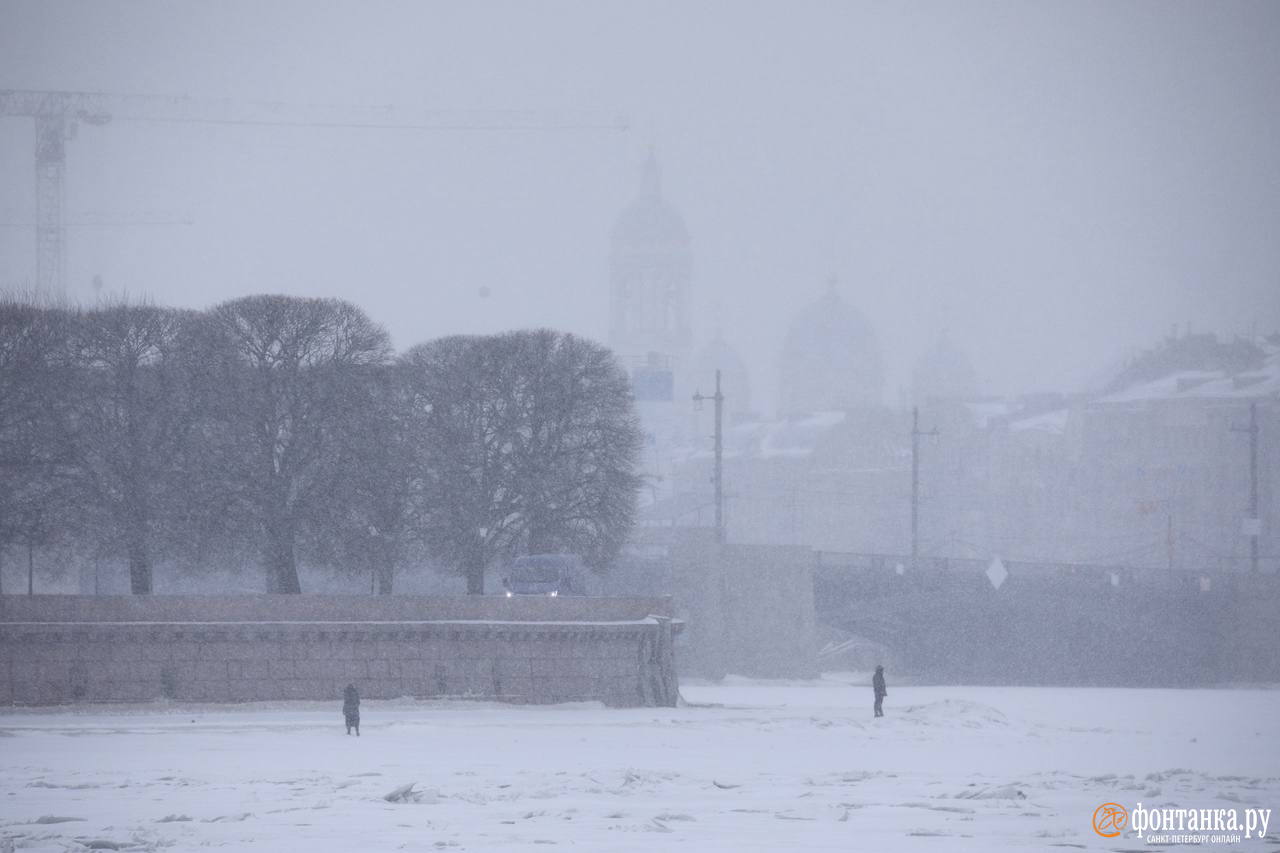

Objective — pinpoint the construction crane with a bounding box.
[0,89,628,294]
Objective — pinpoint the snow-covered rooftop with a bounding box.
[964,401,1020,429]
[1094,339,1280,405]
[686,410,848,460]
[1007,408,1069,435]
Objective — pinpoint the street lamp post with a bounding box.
[693,369,725,545]
[911,406,938,572]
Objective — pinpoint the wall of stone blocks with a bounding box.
[0,594,673,624]
[0,596,680,708]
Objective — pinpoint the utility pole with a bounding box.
[1232,402,1260,574]
[693,369,725,545]
[911,406,938,571]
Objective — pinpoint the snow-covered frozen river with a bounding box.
[2,678,1278,851]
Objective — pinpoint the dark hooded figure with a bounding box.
[872,665,887,718]
[343,684,360,736]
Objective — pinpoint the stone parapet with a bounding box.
[0,598,680,708]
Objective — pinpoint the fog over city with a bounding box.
[2,4,1279,852]
[3,1,1278,403]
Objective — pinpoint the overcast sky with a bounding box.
[2,0,1278,410]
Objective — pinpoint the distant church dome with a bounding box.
[694,332,752,421]
[778,281,884,416]
[912,331,978,404]
[609,150,693,372]
[611,151,690,250]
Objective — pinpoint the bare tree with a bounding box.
[0,298,77,594]
[402,335,519,594]
[305,362,419,594]
[506,330,643,569]
[59,300,207,594]
[403,330,642,594]
[210,295,391,594]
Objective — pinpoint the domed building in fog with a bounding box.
[778,281,884,416]
[608,149,693,376]
[912,330,979,404]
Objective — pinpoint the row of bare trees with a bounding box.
[0,293,643,595]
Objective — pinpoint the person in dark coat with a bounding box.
[872,665,887,718]
[343,684,360,736]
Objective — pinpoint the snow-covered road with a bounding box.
[2,678,1277,851]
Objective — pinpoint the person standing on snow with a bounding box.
[343,684,361,736]
[872,665,887,718]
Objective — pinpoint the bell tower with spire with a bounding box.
[609,149,693,389]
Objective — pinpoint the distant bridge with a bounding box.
[813,551,1280,686]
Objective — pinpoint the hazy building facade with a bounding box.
[984,335,1280,573]
[777,282,885,417]
[912,331,979,405]
[662,324,1277,579]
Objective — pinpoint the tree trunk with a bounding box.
[376,564,393,595]
[460,531,487,594]
[265,514,302,594]
[128,539,153,595]
[528,518,553,555]
[125,482,153,594]
[126,506,153,594]
[464,544,485,595]
[372,534,394,594]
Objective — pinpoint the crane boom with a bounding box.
[1,89,628,294]
[0,89,629,131]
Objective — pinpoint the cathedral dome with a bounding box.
[912,331,978,404]
[778,283,884,416]
[611,150,690,250]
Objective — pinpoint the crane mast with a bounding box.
[33,114,68,296]
[1,89,628,294]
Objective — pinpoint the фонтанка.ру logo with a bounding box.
[1094,803,1128,837]
[1094,801,1272,844]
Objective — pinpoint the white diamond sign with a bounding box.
[986,556,1008,590]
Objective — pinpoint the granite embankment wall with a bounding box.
[0,596,679,707]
